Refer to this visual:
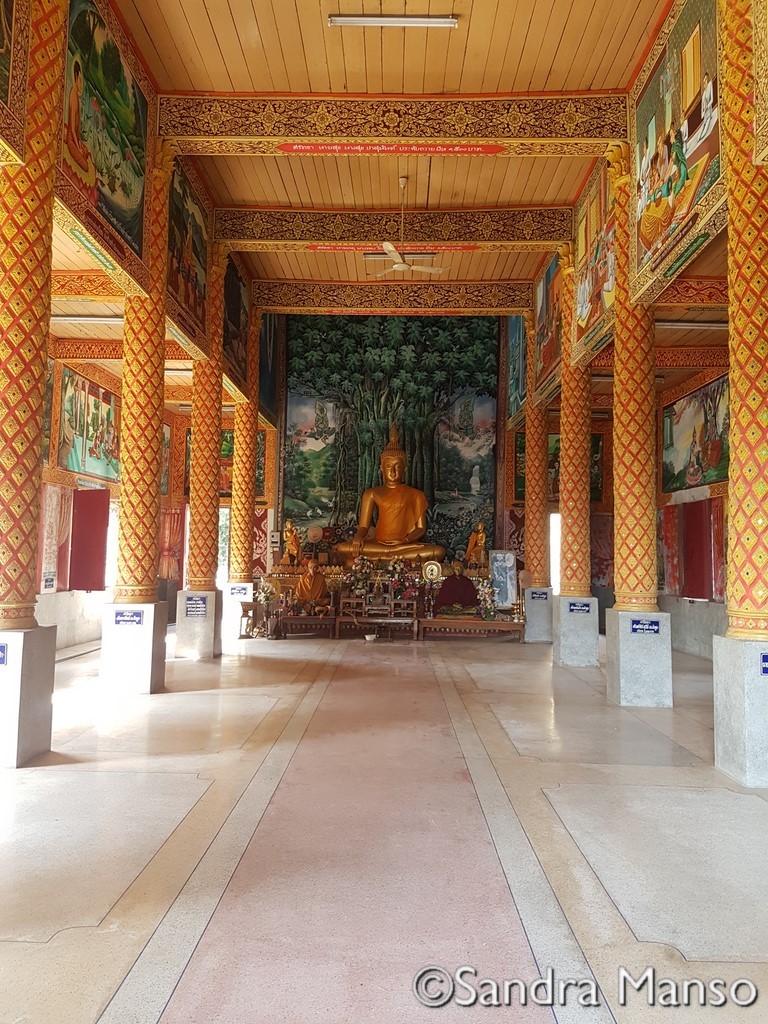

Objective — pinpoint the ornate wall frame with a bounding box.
[166,155,213,355]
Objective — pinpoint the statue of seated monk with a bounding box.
[292,559,331,612]
[433,561,479,615]
[334,425,445,565]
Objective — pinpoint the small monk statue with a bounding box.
[293,559,331,612]
[334,425,445,565]
[465,521,487,567]
[433,561,479,615]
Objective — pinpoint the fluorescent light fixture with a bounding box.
[50,315,124,325]
[654,320,728,330]
[328,14,458,28]
[362,251,437,261]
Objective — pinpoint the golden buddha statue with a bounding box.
[334,425,445,565]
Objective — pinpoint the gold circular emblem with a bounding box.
[423,560,442,583]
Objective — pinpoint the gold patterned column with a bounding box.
[0,0,68,630]
[719,0,768,637]
[524,310,549,586]
[606,142,658,612]
[229,306,262,582]
[187,250,226,591]
[115,141,177,603]
[557,243,592,597]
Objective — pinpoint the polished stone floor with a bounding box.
[1,636,766,1022]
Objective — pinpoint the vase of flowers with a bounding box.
[342,556,375,595]
[476,577,496,620]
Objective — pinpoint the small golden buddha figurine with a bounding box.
[465,521,487,568]
[334,425,445,565]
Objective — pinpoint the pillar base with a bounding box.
[523,587,553,642]
[606,609,672,707]
[175,590,222,660]
[553,595,599,666]
[101,602,167,694]
[714,635,768,787]
[0,625,57,768]
[222,581,254,654]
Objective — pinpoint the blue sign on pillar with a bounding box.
[761,654,768,676]
[0,643,7,667]
[185,595,208,619]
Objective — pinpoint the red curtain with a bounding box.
[160,507,184,580]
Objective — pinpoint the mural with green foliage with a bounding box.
[284,315,499,560]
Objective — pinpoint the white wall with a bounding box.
[657,595,727,660]
[36,589,114,651]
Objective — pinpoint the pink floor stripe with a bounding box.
[160,645,554,1022]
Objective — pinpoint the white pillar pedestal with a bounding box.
[553,595,599,666]
[523,587,553,643]
[101,602,167,694]
[176,590,222,660]
[714,635,768,787]
[606,608,672,708]
[222,581,254,654]
[0,625,57,768]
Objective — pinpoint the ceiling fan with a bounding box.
[372,177,447,277]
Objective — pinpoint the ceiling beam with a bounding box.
[49,338,190,361]
[590,344,728,371]
[51,271,124,302]
[158,93,627,157]
[214,206,572,250]
[655,277,728,307]
[252,280,532,314]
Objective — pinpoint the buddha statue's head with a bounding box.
[307,559,319,576]
[451,561,465,576]
[475,521,484,533]
[380,425,407,487]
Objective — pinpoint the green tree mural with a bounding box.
[287,315,498,509]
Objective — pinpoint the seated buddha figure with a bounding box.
[334,426,445,565]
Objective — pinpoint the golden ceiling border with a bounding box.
[251,280,532,314]
[589,344,728,370]
[655,276,728,307]
[51,271,124,302]
[158,93,627,155]
[49,338,190,361]
[214,207,573,247]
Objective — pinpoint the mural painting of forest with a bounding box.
[662,374,728,492]
[62,0,148,258]
[284,315,498,560]
[0,0,14,107]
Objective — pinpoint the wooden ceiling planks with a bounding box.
[196,154,593,209]
[115,0,667,94]
[51,224,102,272]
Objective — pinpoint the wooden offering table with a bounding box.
[281,613,336,639]
[417,616,525,642]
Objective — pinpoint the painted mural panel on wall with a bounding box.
[223,256,248,387]
[632,0,722,288]
[160,423,171,497]
[167,160,208,334]
[507,316,526,421]
[0,0,14,107]
[534,254,562,389]
[57,366,120,482]
[184,428,266,500]
[661,374,728,492]
[284,315,498,560]
[0,0,29,163]
[575,162,615,354]
[258,313,281,426]
[546,434,604,503]
[62,0,149,259]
